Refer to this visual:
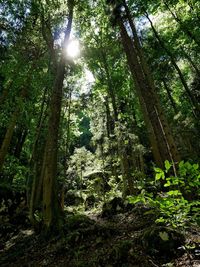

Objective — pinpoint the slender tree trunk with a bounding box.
[29,85,49,223]
[162,79,178,113]
[14,129,28,158]
[105,96,113,137]
[65,87,72,160]
[180,46,200,77]
[100,51,118,121]
[122,10,174,163]
[116,123,136,197]
[118,20,162,166]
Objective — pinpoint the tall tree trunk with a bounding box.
[121,0,179,170]
[100,50,118,122]
[14,129,28,158]
[29,85,49,223]
[162,79,178,113]
[118,20,162,166]
[41,1,74,230]
[113,4,180,171]
[180,46,200,77]
[65,86,73,160]
[105,96,113,137]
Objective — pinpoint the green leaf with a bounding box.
[167,190,182,196]
[159,231,169,241]
[164,181,171,187]
[193,164,199,170]
[155,172,165,180]
[155,173,161,180]
[154,167,163,173]
[155,217,165,223]
[164,160,172,172]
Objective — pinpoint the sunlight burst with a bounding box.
[85,69,95,83]
[66,39,80,58]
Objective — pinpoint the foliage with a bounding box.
[155,160,200,199]
[1,155,28,190]
[1,0,200,231]
[128,161,200,228]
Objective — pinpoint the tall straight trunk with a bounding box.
[29,85,49,222]
[42,63,65,229]
[65,87,72,159]
[14,129,28,158]
[145,13,200,117]
[100,51,118,121]
[105,96,113,137]
[180,46,200,77]
[119,23,163,167]
[41,1,74,230]
[162,79,178,113]
[117,121,142,197]
[116,6,180,171]
[59,88,73,212]
[122,2,180,166]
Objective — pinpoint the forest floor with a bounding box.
[0,204,200,267]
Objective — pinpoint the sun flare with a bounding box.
[66,39,80,58]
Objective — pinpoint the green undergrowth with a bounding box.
[127,161,200,228]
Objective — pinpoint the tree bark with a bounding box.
[100,50,118,122]
[14,129,28,158]
[41,1,74,230]
[29,85,49,223]
[162,79,178,114]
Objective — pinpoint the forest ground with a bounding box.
[0,202,200,267]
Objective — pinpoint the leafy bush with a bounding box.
[128,161,200,228]
[155,160,200,199]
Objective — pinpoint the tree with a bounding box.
[40,0,75,230]
[107,0,180,173]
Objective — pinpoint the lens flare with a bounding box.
[66,39,80,58]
